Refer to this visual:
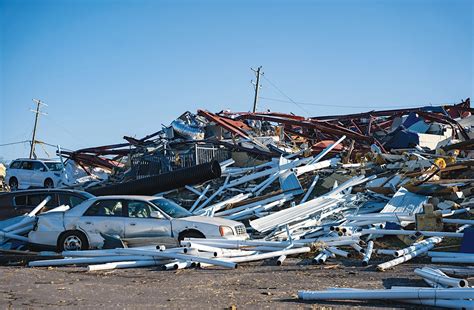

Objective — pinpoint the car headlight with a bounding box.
[219,226,234,236]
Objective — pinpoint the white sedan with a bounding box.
[29,195,249,251]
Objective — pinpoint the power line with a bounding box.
[260,75,312,115]
[0,140,30,147]
[45,114,90,146]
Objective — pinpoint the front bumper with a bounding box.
[221,233,250,240]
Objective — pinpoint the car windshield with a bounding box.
[150,198,192,218]
[44,162,63,171]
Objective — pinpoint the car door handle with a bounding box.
[85,221,92,225]
[130,223,136,226]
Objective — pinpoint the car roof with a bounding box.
[0,188,94,197]
[12,158,61,162]
[93,195,160,201]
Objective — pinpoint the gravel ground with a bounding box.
[0,257,435,309]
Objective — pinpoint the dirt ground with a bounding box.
[0,257,437,309]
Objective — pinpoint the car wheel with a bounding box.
[44,178,54,188]
[9,177,18,191]
[58,231,89,252]
[178,230,205,242]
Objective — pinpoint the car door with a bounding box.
[18,161,32,188]
[75,199,126,238]
[123,200,174,246]
[31,162,47,187]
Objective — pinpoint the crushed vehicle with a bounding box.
[28,195,249,251]
[0,189,95,220]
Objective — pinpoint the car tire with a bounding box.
[57,230,89,252]
[44,178,54,188]
[178,230,205,242]
[9,177,18,191]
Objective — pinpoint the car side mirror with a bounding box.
[39,167,45,172]
[150,210,164,219]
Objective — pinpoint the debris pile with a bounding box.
[1,98,474,308]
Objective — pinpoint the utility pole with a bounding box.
[29,99,48,159]
[251,66,263,113]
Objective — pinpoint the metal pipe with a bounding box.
[29,255,162,267]
[351,243,365,254]
[189,184,211,213]
[223,247,311,263]
[377,241,440,271]
[28,195,52,217]
[394,298,474,309]
[439,267,474,277]
[161,260,195,271]
[193,175,229,212]
[361,228,463,238]
[415,267,468,288]
[394,237,442,257]
[428,251,474,258]
[276,255,286,266]
[87,260,168,271]
[115,248,237,269]
[300,175,319,204]
[181,238,296,249]
[215,193,291,217]
[298,287,474,300]
[327,246,351,258]
[0,231,29,242]
[362,241,374,266]
[431,257,474,264]
[307,135,346,165]
[442,218,474,225]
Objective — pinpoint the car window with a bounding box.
[14,195,27,207]
[44,162,62,171]
[127,201,156,218]
[27,194,57,208]
[84,200,123,217]
[59,194,87,207]
[21,161,33,170]
[150,198,191,218]
[32,162,46,171]
[9,161,21,169]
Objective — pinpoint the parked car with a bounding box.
[0,189,95,220]
[6,158,64,190]
[29,195,249,251]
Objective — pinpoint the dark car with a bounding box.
[0,189,95,220]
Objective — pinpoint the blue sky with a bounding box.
[0,0,472,161]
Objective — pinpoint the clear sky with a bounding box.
[0,0,472,161]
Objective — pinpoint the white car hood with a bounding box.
[177,215,242,227]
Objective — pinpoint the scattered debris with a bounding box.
[1,98,473,308]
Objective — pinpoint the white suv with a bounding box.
[6,159,63,190]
